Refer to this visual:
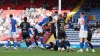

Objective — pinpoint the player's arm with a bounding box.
[28,23,31,30]
[64,25,67,31]
[16,20,20,28]
[64,21,67,31]
[77,18,80,28]
[29,26,34,35]
[19,22,23,29]
[49,15,58,24]
[87,17,89,23]
[49,19,57,24]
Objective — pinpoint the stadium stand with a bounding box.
[0,0,78,10]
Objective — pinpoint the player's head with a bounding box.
[58,14,62,19]
[80,12,85,17]
[9,14,13,18]
[54,11,58,15]
[24,17,27,22]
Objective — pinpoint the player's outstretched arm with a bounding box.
[49,19,57,24]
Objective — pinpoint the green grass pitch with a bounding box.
[0,47,100,56]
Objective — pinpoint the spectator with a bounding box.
[11,5,15,10]
[69,21,73,29]
[95,22,100,33]
[0,9,3,15]
[0,0,4,6]
[12,0,16,6]
[74,26,79,31]
[23,5,27,10]
[63,12,67,21]
[88,14,93,20]
[40,4,43,8]
[7,7,10,10]
[52,6,57,10]
[52,0,56,7]
[44,3,49,10]
[93,15,96,20]
[31,0,35,4]
[30,5,35,14]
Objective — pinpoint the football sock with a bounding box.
[88,42,93,49]
[14,41,17,48]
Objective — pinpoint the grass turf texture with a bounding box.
[0,47,100,56]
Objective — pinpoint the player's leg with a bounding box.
[34,29,39,47]
[64,38,74,52]
[87,33,95,52]
[22,33,30,48]
[53,30,61,50]
[88,41,95,52]
[62,32,73,52]
[27,38,32,50]
[13,37,17,50]
[77,38,84,52]
[24,38,32,50]
[58,32,66,52]
[46,42,58,51]
[60,40,66,52]
[13,32,18,50]
[56,33,61,51]
[6,38,11,50]
[84,38,88,52]
[28,31,33,49]
[26,33,32,50]
[56,39,61,51]
[60,32,66,52]
[63,38,69,52]
[34,35,39,47]
[53,31,57,39]
[38,28,44,45]
[84,31,88,52]
[46,42,53,50]
[77,30,84,52]
[29,28,35,47]
[29,33,34,47]
[38,32,45,49]
[6,31,11,50]
[39,33,43,44]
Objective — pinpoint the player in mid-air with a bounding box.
[20,17,32,50]
[77,12,88,52]
[34,22,44,49]
[50,14,72,52]
[6,14,18,50]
